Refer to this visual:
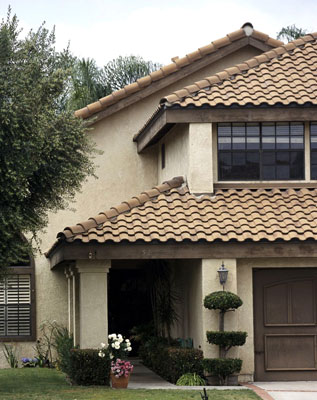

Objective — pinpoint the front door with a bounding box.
[254,268,317,381]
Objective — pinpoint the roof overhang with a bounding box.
[80,35,280,125]
[134,105,317,153]
[49,240,317,269]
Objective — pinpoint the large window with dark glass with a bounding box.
[310,123,317,179]
[218,122,304,181]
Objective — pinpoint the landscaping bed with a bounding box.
[0,368,261,399]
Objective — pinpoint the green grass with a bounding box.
[0,369,260,400]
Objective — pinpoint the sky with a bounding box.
[1,0,317,67]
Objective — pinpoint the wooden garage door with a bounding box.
[254,268,317,381]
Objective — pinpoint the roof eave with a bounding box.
[77,35,281,125]
[135,104,317,153]
[49,239,317,269]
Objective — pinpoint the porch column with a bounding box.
[76,260,110,349]
[201,258,237,358]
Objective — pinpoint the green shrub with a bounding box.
[53,325,74,374]
[176,372,206,386]
[68,349,111,386]
[203,358,242,385]
[204,291,243,312]
[139,336,170,367]
[140,339,203,384]
[206,331,247,347]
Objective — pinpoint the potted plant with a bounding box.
[110,359,134,389]
[98,333,133,388]
[203,291,247,385]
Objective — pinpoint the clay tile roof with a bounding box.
[74,26,283,120]
[162,33,317,108]
[48,179,317,253]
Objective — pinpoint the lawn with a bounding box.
[0,369,261,400]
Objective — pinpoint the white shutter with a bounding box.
[0,275,31,337]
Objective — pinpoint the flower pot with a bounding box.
[110,372,130,389]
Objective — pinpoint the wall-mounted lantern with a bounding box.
[217,261,229,290]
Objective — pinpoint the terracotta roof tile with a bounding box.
[53,178,317,246]
[75,26,283,119]
[162,33,317,108]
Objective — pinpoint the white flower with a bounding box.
[110,354,114,359]
[114,343,120,349]
[118,337,123,343]
[118,334,122,339]
[101,342,106,348]
[125,339,129,343]
[111,343,116,348]
[127,347,132,352]
[98,351,105,358]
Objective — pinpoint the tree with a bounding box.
[277,25,307,42]
[67,55,162,111]
[66,57,108,111]
[0,9,96,271]
[103,55,161,95]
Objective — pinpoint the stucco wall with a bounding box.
[158,124,189,184]
[3,44,264,366]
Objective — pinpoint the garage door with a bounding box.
[253,268,317,381]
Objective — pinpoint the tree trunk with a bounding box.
[219,311,225,358]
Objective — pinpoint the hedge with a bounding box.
[68,349,111,386]
[140,339,203,384]
[203,358,242,384]
[206,331,247,347]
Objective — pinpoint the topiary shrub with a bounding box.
[203,358,242,386]
[68,349,111,386]
[206,331,247,349]
[203,290,247,385]
[204,291,243,312]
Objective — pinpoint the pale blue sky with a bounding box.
[1,0,317,66]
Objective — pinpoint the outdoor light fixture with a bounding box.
[217,261,229,290]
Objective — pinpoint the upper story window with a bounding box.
[310,123,317,179]
[218,122,304,181]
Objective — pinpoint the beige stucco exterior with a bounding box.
[3,36,312,383]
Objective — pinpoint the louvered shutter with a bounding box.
[0,275,31,337]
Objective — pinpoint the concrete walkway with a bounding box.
[128,359,245,390]
[250,382,317,400]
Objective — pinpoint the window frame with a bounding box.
[310,122,317,180]
[0,261,36,342]
[217,122,305,181]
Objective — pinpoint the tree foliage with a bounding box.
[0,9,96,270]
[103,55,161,94]
[66,57,108,111]
[67,55,161,111]
[277,25,307,42]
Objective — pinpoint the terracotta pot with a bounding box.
[110,372,130,389]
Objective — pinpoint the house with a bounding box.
[1,22,316,382]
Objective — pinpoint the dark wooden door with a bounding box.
[254,268,317,381]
